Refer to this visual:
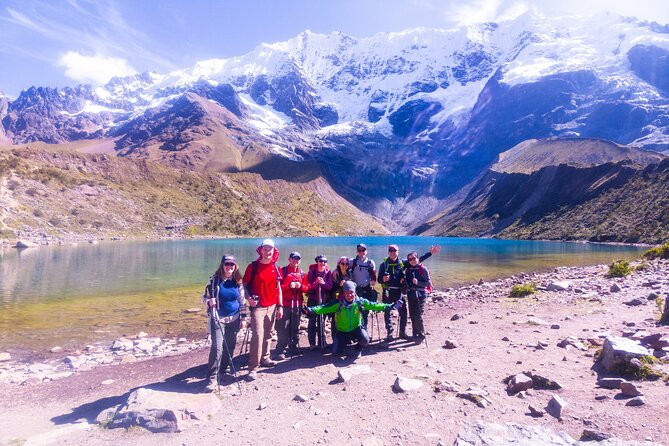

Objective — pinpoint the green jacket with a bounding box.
[309,297,391,333]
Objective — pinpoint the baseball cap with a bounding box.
[260,239,275,248]
[289,251,301,260]
[343,281,357,292]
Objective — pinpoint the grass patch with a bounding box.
[611,355,663,381]
[509,282,537,297]
[606,260,632,278]
[643,242,669,260]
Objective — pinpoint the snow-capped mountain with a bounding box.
[2,11,668,229]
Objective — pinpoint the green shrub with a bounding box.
[48,217,62,227]
[0,229,15,239]
[606,260,632,278]
[32,209,43,218]
[643,243,669,260]
[510,283,537,297]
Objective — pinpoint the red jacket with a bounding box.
[280,265,309,307]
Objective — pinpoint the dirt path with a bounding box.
[1,261,668,445]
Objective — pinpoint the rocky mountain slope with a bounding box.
[1,12,669,236]
[0,146,386,244]
[415,139,669,243]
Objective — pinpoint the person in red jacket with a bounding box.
[243,239,283,380]
[274,252,309,360]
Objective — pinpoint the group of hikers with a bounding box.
[201,239,440,392]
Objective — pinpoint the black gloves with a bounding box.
[392,298,404,311]
[301,306,310,316]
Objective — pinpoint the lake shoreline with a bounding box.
[1,258,668,445]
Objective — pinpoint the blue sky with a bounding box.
[1,0,668,98]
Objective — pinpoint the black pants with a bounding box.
[356,285,376,328]
[332,327,369,355]
[407,290,426,336]
[207,316,241,381]
[275,306,301,354]
[308,313,326,347]
[383,288,406,336]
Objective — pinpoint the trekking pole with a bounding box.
[318,284,325,350]
[221,323,243,396]
[210,308,222,395]
[374,311,381,344]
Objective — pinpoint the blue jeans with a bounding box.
[332,327,369,355]
[207,316,241,381]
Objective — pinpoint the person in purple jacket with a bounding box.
[306,255,333,350]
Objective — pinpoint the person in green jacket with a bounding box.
[302,281,402,359]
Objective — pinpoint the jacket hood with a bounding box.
[256,245,280,263]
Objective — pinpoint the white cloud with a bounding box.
[58,51,137,85]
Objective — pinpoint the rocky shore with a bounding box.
[1,259,668,445]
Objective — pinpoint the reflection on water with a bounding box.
[0,236,645,353]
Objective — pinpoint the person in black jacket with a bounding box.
[378,244,440,340]
[402,251,433,343]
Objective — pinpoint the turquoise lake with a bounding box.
[0,236,646,354]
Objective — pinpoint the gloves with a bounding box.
[392,298,404,311]
[301,306,310,316]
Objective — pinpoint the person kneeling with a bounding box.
[302,281,402,360]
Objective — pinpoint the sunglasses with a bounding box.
[224,262,236,267]
[407,257,418,261]
[388,248,397,252]
[357,249,366,252]
[339,262,349,266]
[318,260,327,263]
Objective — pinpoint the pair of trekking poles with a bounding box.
[209,303,244,395]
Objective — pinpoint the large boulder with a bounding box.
[106,388,221,433]
[600,336,652,372]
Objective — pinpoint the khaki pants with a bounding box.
[249,304,276,370]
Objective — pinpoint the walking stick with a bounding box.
[220,319,243,395]
[318,284,325,350]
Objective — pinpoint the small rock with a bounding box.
[50,346,63,353]
[620,382,642,397]
[0,352,12,362]
[581,429,612,441]
[456,387,492,408]
[258,403,268,410]
[547,281,572,292]
[597,377,625,389]
[442,340,457,349]
[506,374,534,395]
[624,298,645,307]
[625,396,646,407]
[502,336,510,342]
[337,364,372,383]
[546,394,567,419]
[610,283,622,293]
[434,380,458,393]
[293,394,309,402]
[101,379,115,386]
[528,404,544,417]
[393,376,424,393]
[550,324,560,330]
[184,308,201,314]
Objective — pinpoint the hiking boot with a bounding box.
[353,349,363,360]
[399,332,409,340]
[260,358,277,367]
[247,369,258,381]
[275,353,287,361]
[414,333,425,344]
[309,345,319,352]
